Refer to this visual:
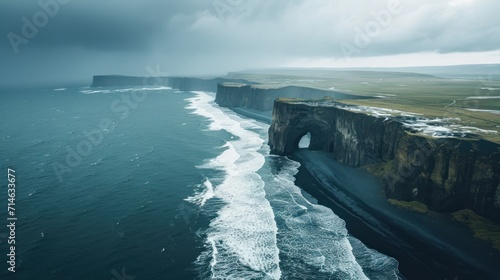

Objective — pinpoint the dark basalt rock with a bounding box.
[91,75,254,92]
[168,78,256,92]
[91,75,159,87]
[268,99,500,222]
[215,83,369,111]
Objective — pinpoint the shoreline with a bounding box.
[229,106,500,279]
[229,107,273,124]
[291,149,500,280]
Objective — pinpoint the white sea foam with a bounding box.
[196,143,240,170]
[186,91,281,279]
[115,86,172,92]
[262,156,373,279]
[187,91,399,279]
[80,89,112,94]
[185,178,215,207]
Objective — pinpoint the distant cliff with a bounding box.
[91,75,254,92]
[268,99,500,222]
[168,78,255,92]
[215,83,369,111]
[91,75,162,87]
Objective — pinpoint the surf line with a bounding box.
[186,91,282,279]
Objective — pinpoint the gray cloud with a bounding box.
[1,0,499,87]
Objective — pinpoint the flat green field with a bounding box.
[226,69,500,143]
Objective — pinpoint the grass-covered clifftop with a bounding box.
[268,98,500,223]
[225,69,500,144]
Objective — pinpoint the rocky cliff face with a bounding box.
[91,75,164,87]
[168,77,255,92]
[91,75,253,92]
[269,99,500,222]
[215,83,368,111]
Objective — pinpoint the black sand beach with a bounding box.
[231,107,500,279]
[291,149,500,280]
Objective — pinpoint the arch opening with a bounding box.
[298,132,311,149]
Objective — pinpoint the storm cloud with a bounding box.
[1,0,499,87]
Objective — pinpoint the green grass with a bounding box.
[452,209,500,251]
[387,199,428,214]
[276,96,335,103]
[226,70,500,143]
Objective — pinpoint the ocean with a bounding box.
[0,86,400,279]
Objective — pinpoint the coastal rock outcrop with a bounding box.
[268,99,500,222]
[215,83,368,111]
[91,75,162,87]
[91,75,254,92]
[168,78,255,92]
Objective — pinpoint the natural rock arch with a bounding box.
[297,132,311,149]
[269,116,331,155]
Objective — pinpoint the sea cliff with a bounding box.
[91,75,159,87]
[268,99,500,222]
[91,74,500,222]
[91,75,253,92]
[215,83,368,111]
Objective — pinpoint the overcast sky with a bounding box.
[1,0,500,87]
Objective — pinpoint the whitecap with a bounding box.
[185,178,215,207]
[263,157,372,279]
[187,92,400,279]
[114,86,172,93]
[79,89,111,94]
[187,91,281,279]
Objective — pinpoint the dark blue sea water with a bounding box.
[0,86,400,279]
